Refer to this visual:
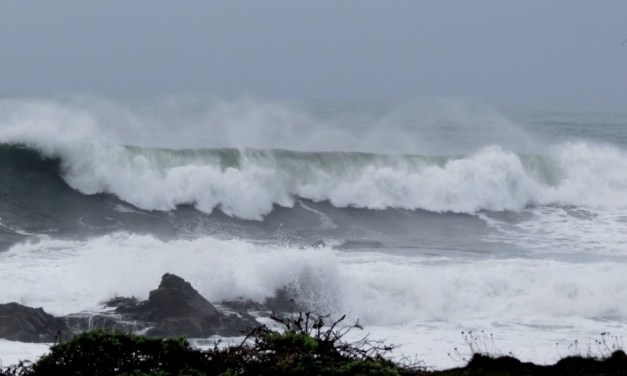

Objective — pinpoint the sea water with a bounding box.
[0,98,626,368]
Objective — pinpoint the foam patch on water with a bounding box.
[0,340,50,369]
[1,233,627,324]
[1,233,626,369]
[345,319,627,369]
[481,207,627,256]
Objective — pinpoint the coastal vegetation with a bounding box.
[2,313,626,376]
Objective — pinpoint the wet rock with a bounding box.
[0,275,262,342]
[0,302,69,343]
[102,296,139,310]
[118,273,257,337]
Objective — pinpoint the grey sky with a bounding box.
[1,1,626,105]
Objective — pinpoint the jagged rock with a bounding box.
[0,275,263,342]
[118,273,257,337]
[0,302,69,343]
[102,296,139,310]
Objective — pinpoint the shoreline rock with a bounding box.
[0,273,311,342]
[0,273,272,342]
[116,273,257,337]
[0,303,69,343]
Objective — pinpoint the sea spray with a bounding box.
[1,141,627,219]
[1,233,626,324]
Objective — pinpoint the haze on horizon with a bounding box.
[1,1,626,106]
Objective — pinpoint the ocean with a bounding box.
[0,97,626,368]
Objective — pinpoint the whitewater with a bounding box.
[1,98,626,368]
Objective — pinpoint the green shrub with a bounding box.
[5,322,627,375]
[1,314,418,376]
[6,330,211,376]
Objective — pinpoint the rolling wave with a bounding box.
[1,141,626,220]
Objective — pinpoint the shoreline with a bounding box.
[1,273,624,371]
[2,327,626,375]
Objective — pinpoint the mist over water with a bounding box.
[1,97,627,368]
[0,97,538,153]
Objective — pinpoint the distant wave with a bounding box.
[2,140,627,220]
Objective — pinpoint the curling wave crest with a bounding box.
[2,141,627,220]
[2,99,627,220]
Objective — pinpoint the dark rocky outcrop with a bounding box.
[116,273,257,337]
[103,296,140,310]
[0,302,69,343]
[0,273,280,342]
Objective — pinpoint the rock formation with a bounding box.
[0,302,69,343]
[0,273,301,342]
[117,273,257,337]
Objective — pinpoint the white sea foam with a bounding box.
[1,233,626,368]
[345,318,627,369]
[0,340,50,369]
[481,207,627,255]
[2,98,627,219]
[1,233,626,324]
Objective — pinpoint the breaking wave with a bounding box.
[1,98,626,220]
[2,141,627,220]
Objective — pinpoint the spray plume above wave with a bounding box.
[1,98,627,220]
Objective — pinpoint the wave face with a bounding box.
[1,141,627,220]
[2,98,626,220]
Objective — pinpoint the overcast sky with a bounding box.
[1,1,626,105]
